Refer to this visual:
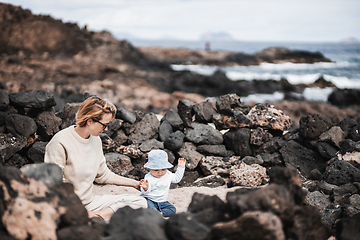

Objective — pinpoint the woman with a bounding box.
[45,96,147,221]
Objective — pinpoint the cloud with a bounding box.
[4,0,360,42]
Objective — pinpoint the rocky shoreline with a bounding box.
[1,90,360,239]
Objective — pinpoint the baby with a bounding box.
[140,149,186,217]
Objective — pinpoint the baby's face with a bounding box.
[150,169,167,178]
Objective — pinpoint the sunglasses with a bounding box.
[93,119,109,130]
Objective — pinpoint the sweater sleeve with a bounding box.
[171,167,185,183]
[44,140,67,181]
[94,155,115,184]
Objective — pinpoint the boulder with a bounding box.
[211,211,285,240]
[185,122,223,145]
[3,153,28,168]
[0,133,27,163]
[280,140,327,179]
[322,160,360,186]
[159,120,173,142]
[105,152,134,176]
[335,212,360,240]
[223,128,252,157]
[57,102,80,130]
[20,163,63,188]
[5,113,37,139]
[0,90,9,110]
[164,130,184,151]
[215,93,248,115]
[246,103,291,131]
[196,144,230,157]
[328,88,360,106]
[191,175,226,188]
[250,127,273,146]
[8,90,56,110]
[258,152,283,167]
[229,162,267,187]
[128,113,160,143]
[107,207,167,240]
[211,113,252,130]
[177,99,195,128]
[193,100,217,123]
[198,156,237,177]
[116,108,136,124]
[27,141,47,163]
[299,113,332,139]
[165,213,210,240]
[188,193,229,226]
[161,109,183,130]
[178,142,204,170]
[139,139,164,152]
[314,142,338,160]
[318,126,346,148]
[35,109,62,141]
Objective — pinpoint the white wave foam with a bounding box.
[171,64,218,76]
[241,92,284,103]
[303,87,334,102]
[322,75,360,89]
[258,61,355,70]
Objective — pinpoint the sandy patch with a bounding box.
[93,184,242,213]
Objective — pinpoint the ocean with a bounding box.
[129,39,360,103]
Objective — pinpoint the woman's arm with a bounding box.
[113,174,141,191]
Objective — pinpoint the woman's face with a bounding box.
[89,113,113,136]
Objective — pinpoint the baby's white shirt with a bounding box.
[141,167,185,202]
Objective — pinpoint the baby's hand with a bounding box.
[178,158,186,168]
[140,179,149,191]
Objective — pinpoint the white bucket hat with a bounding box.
[144,149,173,170]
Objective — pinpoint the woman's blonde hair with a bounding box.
[76,96,116,127]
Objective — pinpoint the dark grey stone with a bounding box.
[27,141,47,163]
[161,109,183,130]
[280,140,327,179]
[0,133,27,163]
[6,113,37,138]
[165,213,210,240]
[0,90,9,110]
[139,139,164,152]
[299,113,333,139]
[107,207,167,240]
[322,160,360,186]
[21,163,63,188]
[193,100,217,123]
[116,108,136,124]
[164,130,184,151]
[185,123,223,145]
[314,142,338,160]
[35,109,62,141]
[223,128,252,157]
[196,144,229,157]
[128,113,160,143]
[158,120,173,142]
[177,99,195,127]
[8,90,56,110]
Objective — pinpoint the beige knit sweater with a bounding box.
[44,125,115,205]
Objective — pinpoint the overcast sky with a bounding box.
[4,0,360,42]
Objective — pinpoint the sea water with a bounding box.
[130,39,360,103]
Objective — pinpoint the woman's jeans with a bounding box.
[145,198,176,217]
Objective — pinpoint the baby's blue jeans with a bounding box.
[145,197,176,217]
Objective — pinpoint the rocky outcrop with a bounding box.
[1,90,360,239]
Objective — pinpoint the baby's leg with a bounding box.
[158,201,176,217]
